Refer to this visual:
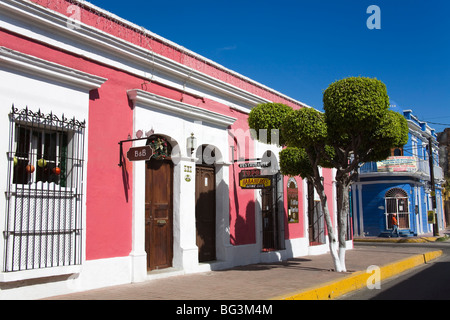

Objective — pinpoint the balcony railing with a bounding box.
[359,156,444,181]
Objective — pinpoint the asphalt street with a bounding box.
[340,241,450,300]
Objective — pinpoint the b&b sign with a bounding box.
[127,146,153,162]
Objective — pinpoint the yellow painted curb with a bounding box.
[354,237,440,243]
[273,250,443,300]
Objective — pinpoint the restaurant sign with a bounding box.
[377,156,417,173]
[239,175,272,189]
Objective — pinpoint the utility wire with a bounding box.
[425,121,450,126]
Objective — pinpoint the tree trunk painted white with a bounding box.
[336,180,350,273]
[339,246,346,272]
[330,241,342,272]
[313,177,343,272]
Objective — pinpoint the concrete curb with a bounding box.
[354,236,444,243]
[273,250,443,300]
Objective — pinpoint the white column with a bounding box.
[414,185,422,234]
[130,155,147,283]
[172,158,199,272]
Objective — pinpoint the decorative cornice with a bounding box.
[406,119,436,142]
[0,46,107,90]
[67,0,311,109]
[0,0,310,111]
[127,89,237,128]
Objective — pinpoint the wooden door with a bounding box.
[145,160,173,270]
[195,166,216,262]
[307,180,325,245]
[261,186,277,251]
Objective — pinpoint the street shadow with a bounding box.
[225,257,337,273]
[370,261,450,300]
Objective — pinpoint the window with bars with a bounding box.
[13,126,69,186]
[3,106,85,273]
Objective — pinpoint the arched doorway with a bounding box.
[145,135,174,270]
[260,150,284,251]
[195,144,217,262]
[385,188,410,230]
[308,179,325,245]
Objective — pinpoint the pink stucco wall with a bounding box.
[1,29,136,259]
[9,0,337,259]
[323,168,335,229]
[228,114,257,245]
[284,176,305,240]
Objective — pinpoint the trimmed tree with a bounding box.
[323,78,408,271]
[248,77,409,272]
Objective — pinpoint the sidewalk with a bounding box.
[44,244,444,300]
[354,228,450,243]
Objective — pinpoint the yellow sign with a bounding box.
[239,177,271,189]
[427,210,435,224]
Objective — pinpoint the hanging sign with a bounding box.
[239,175,272,189]
[377,156,417,173]
[238,161,271,168]
[127,146,153,162]
[239,169,261,180]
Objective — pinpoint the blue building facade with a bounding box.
[352,110,446,237]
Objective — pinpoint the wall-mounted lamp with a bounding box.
[187,133,197,155]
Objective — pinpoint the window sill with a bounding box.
[0,265,81,283]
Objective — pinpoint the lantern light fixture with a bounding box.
[187,133,197,155]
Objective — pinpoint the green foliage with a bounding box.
[322,77,409,166]
[248,77,409,182]
[279,147,313,178]
[248,76,411,271]
[319,145,336,169]
[248,103,293,146]
[282,107,328,148]
[389,110,409,146]
[436,235,450,242]
[360,110,409,162]
[323,77,390,141]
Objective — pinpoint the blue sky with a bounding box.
[88,0,450,132]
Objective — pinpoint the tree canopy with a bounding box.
[248,76,410,272]
[323,77,409,166]
[248,77,408,181]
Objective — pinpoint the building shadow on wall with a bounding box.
[229,163,256,245]
[230,200,256,246]
[120,150,130,203]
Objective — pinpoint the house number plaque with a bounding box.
[184,165,192,182]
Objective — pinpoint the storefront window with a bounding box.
[287,178,299,223]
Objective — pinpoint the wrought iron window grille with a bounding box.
[385,188,410,230]
[3,105,85,273]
